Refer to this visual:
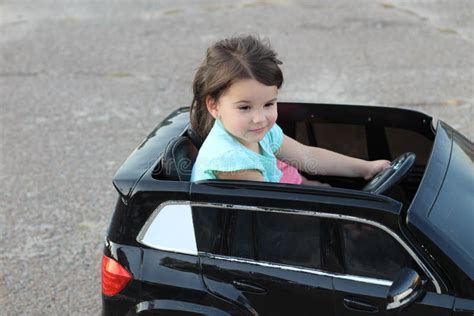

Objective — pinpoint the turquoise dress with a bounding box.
[191,119,283,182]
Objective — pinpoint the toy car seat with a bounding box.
[157,134,198,181]
[186,126,204,149]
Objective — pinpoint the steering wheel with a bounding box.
[363,152,416,195]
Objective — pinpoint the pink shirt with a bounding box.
[277,160,303,184]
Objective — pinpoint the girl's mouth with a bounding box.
[250,127,266,133]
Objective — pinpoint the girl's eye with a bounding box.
[238,105,251,111]
[265,102,276,107]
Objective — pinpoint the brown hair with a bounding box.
[190,35,284,139]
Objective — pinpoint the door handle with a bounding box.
[343,297,379,313]
[232,280,267,294]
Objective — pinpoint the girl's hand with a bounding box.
[300,176,331,187]
[364,160,391,180]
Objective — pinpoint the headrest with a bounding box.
[187,127,204,149]
[158,136,198,181]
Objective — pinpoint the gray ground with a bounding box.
[0,0,472,314]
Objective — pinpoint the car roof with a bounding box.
[113,107,190,197]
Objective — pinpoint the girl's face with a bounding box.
[207,79,278,150]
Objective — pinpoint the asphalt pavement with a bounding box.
[0,0,472,314]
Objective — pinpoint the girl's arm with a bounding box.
[276,135,390,179]
[215,170,264,181]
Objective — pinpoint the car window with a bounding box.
[192,206,228,254]
[384,127,431,164]
[193,206,252,257]
[295,122,368,160]
[137,203,197,255]
[255,211,321,269]
[340,221,415,280]
[229,210,255,259]
[192,206,321,270]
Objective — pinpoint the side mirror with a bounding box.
[386,268,426,312]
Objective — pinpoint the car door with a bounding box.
[330,218,454,315]
[192,204,334,316]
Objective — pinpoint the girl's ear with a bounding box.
[205,96,219,119]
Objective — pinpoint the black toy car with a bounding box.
[102,102,473,315]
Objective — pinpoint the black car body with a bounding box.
[102,102,474,315]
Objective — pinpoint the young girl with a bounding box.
[190,35,389,184]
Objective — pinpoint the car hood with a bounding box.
[408,121,474,292]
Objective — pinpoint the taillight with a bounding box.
[101,255,132,296]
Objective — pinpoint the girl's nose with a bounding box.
[253,111,265,123]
